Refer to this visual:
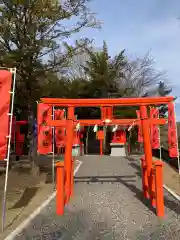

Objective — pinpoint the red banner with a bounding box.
[168,102,178,158]
[150,107,160,149]
[73,130,80,145]
[136,110,143,143]
[96,130,104,140]
[0,70,12,160]
[55,109,66,148]
[79,128,85,143]
[37,103,52,154]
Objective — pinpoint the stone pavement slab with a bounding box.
[13,156,180,240]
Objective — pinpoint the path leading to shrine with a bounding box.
[2,156,180,240]
[7,155,180,240]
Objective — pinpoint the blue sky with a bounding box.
[68,0,180,119]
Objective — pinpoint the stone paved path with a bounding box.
[14,156,180,240]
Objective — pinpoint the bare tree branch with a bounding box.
[120,52,167,97]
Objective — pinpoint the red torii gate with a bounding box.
[41,96,174,218]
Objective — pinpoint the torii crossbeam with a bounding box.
[41,96,174,106]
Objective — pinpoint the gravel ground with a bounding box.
[0,154,65,235]
[14,155,180,240]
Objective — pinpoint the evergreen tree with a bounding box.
[141,81,172,117]
[82,41,126,99]
[158,81,172,117]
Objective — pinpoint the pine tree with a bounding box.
[82,41,126,99]
[141,81,172,117]
[158,81,172,117]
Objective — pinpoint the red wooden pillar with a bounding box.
[155,160,164,217]
[96,130,104,155]
[64,106,74,204]
[79,128,84,155]
[107,106,113,119]
[71,157,74,197]
[100,139,103,155]
[140,106,153,203]
[140,157,149,199]
[56,162,65,215]
[151,167,156,207]
[101,106,113,120]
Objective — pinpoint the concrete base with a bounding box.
[110,143,126,157]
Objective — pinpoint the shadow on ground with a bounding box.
[125,156,180,215]
[9,187,39,210]
[4,187,39,229]
[75,159,180,216]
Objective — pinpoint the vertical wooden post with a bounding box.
[100,139,103,155]
[140,106,153,202]
[107,106,113,119]
[97,130,104,156]
[128,143,130,155]
[71,157,74,197]
[80,142,83,156]
[151,168,156,207]
[64,106,74,204]
[140,157,149,199]
[101,106,113,153]
[155,160,164,217]
[56,162,65,215]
